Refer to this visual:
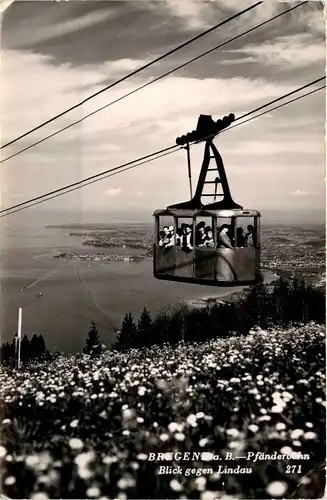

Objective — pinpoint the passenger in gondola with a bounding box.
[181,224,193,253]
[218,224,233,248]
[165,225,175,249]
[159,229,169,247]
[204,226,214,247]
[236,227,245,247]
[245,224,255,247]
[195,221,207,247]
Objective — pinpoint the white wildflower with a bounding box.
[280,446,293,454]
[86,486,101,497]
[168,422,182,433]
[195,476,206,491]
[4,476,16,485]
[117,476,136,489]
[290,429,304,440]
[68,438,84,450]
[275,423,286,431]
[201,491,219,500]
[266,481,288,497]
[186,414,197,427]
[138,386,146,396]
[199,437,210,447]
[304,431,317,440]
[170,479,182,492]
[122,408,136,420]
[25,455,39,468]
[226,428,240,438]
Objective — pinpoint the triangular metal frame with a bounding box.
[168,139,242,210]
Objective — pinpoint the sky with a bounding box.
[0,0,325,224]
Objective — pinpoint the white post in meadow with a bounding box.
[17,307,22,369]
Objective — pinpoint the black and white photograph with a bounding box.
[0,0,325,498]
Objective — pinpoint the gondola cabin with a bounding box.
[153,114,262,287]
[153,208,260,286]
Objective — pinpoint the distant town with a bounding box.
[260,225,325,288]
[54,252,144,262]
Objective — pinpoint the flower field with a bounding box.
[0,323,325,499]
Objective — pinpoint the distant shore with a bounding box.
[53,252,144,262]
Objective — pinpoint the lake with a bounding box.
[0,222,252,353]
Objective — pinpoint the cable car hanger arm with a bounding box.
[170,114,242,210]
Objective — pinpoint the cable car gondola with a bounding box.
[153,114,261,286]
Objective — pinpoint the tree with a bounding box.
[37,335,46,357]
[30,334,39,359]
[137,307,152,331]
[167,304,187,345]
[271,278,291,324]
[113,313,137,350]
[83,321,103,356]
[0,342,13,364]
[21,335,31,364]
[152,308,172,347]
[244,283,270,328]
[137,307,153,347]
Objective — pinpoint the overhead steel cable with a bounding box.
[234,76,325,123]
[1,2,263,151]
[0,1,308,166]
[0,145,180,215]
[0,148,181,218]
[222,84,325,133]
[0,80,324,219]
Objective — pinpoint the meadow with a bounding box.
[0,322,325,499]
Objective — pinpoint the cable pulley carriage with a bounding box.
[153,113,261,286]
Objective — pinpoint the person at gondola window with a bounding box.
[218,224,233,248]
[159,226,170,247]
[159,230,168,247]
[245,225,255,247]
[204,227,214,247]
[181,224,193,252]
[236,227,245,247]
[165,225,175,249]
[195,221,206,246]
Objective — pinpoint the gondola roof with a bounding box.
[153,208,260,218]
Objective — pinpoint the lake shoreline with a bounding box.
[186,269,279,309]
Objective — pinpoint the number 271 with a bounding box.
[286,465,302,474]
